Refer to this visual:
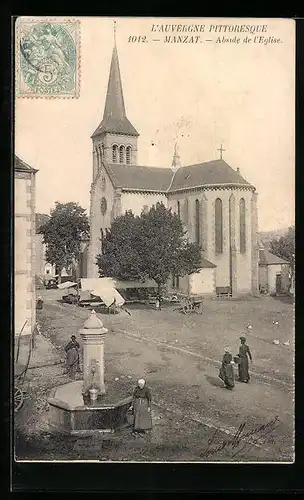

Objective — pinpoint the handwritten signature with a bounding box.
[200,416,279,459]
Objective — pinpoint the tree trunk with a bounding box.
[56,268,62,284]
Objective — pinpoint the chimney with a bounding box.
[236,167,240,173]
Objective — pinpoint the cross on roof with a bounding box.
[113,20,116,43]
[217,144,226,160]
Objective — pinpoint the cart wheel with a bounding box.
[14,387,24,412]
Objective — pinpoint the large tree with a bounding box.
[96,202,202,292]
[39,202,90,279]
[269,225,295,279]
[97,210,146,281]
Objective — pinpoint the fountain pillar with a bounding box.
[79,310,108,400]
[48,309,132,435]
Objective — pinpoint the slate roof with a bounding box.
[259,249,289,266]
[103,159,254,193]
[15,155,38,173]
[169,160,252,191]
[104,163,173,192]
[92,116,139,137]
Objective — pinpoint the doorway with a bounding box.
[275,273,282,294]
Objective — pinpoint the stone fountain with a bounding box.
[47,310,132,435]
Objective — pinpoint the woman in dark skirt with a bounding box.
[219,348,235,390]
[130,379,152,436]
[238,336,252,383]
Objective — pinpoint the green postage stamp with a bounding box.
[15,18,80,98]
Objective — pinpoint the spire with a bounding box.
[103,32,126,122]
[171,142,181,171]
[91,23,139,138]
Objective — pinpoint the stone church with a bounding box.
[88,40,259,297]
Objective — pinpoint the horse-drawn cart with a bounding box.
[174,295,203,314]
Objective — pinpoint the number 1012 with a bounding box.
[128,35,147,43]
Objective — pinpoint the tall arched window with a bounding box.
[112,145,118,163]
[102,144,105,158]
[98,146,102,169]
[126,146,132,164]
[95,147,99,171]
[195,199,200,244]
[239,198,246,253]
[177,201,180,218]
[215,198,223,253]
[183,198,189,224]
[119,145,125,164]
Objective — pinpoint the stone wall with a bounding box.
[15,171,36,336]
[93,133,138,168]
[121,191,167,216]
[87,164,115,278]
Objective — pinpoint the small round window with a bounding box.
[100,197,107,215]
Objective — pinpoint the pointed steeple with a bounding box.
[92,25,139,138]
[171,142,181,171]
[103,42,126,122]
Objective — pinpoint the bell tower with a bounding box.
[91,22,139,181]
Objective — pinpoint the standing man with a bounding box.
[238,336,252,383]
[64,335,80,379]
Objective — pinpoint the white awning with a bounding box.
[91,286,125,307]
[81,278,125,307]
[57,281,78,290]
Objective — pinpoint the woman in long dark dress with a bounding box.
[130,379,152,436]
[238,336,252,383]
[219,348,235,390]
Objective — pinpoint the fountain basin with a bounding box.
[48,380,132,436]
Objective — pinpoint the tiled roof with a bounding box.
[259,249,289,265]
[103,159,254,193]
[169,160,252,192]
[15,155,38,173]
[104,163,173,191]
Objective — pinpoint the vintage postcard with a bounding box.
[14,17,295,465]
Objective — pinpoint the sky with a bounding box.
[15,17,295,232]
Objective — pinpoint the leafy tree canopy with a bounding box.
[39,202,90,274]
[96,202,202,290]
[269,225,295,275]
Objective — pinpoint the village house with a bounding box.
[258,245,290,295]
[14,155,37,337]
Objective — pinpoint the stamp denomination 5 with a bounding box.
[15,18,80,98]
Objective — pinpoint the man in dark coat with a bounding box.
[64,335,80,379]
